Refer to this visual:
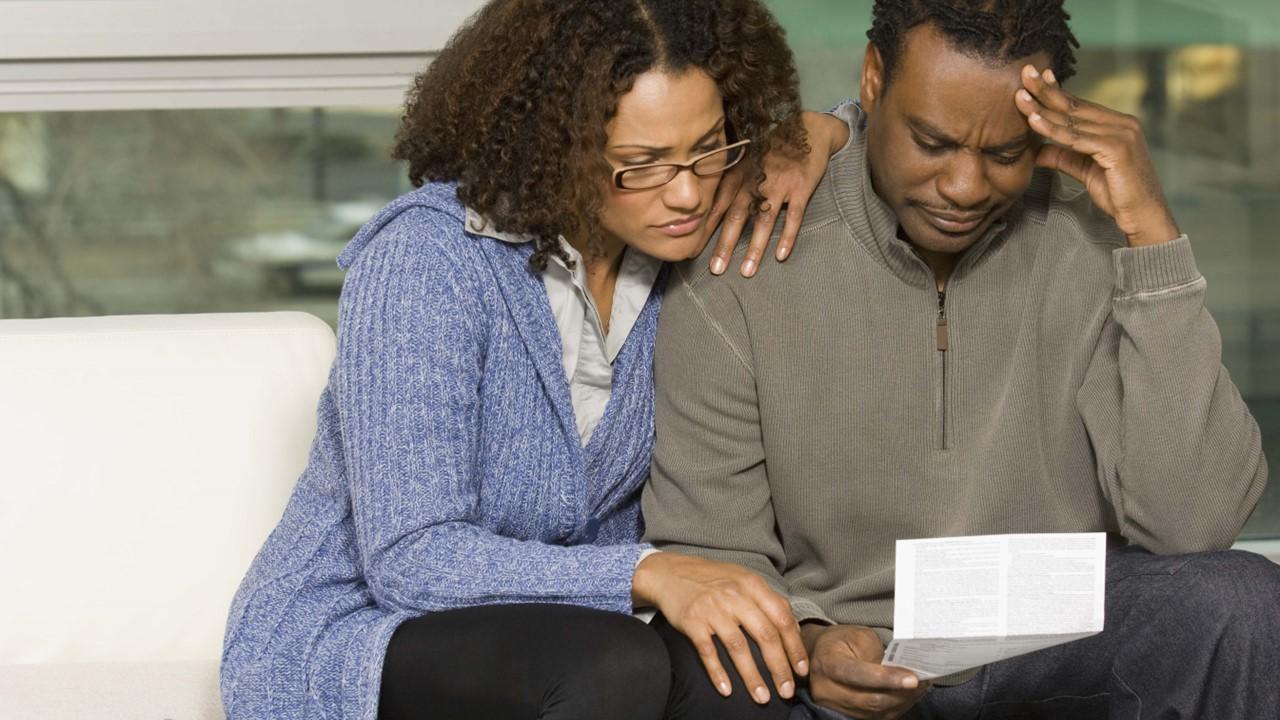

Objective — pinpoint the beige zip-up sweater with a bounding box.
[641,104,1268,632]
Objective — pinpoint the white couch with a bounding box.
[0,312,336,720]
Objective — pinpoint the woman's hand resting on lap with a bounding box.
[632,551,808,704]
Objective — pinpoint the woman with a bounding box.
[220,1,848,719]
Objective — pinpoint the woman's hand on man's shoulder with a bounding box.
[707,111,850,278]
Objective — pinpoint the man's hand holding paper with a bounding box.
[801,623,930,719]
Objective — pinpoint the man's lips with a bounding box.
[656,214,705,237]
[918,207,988,234]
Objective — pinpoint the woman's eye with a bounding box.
[993,152,1025,166]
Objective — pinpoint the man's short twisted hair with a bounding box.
[868,0,1080,88]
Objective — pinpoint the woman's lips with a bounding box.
[920,208,987,234]
[656,214,705,238]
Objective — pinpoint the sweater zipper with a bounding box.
[936,289,948,449]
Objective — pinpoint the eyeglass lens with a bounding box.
[618,144,745,190]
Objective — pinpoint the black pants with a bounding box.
[378,604,785,720]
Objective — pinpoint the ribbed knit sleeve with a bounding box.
[642,263,833,626]
[336,208,645,615]
[1077,235,1268,553]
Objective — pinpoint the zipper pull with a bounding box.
[936,290,948,352]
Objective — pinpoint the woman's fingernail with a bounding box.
[754,686,770,703]
[742,259,757,276]
[796,659,809,675]
[1045,69,1057,84]
[902,676,919,690]
[1028,66,1040,78]
[780,680,795,697]
[718,681,731,696]
[711,257,727,275]
[1018,89,1032,102]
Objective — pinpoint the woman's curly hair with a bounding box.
[392,0,807,271]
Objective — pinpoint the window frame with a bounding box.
[0,0,487,112]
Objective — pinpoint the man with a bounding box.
[642,1,1277,718]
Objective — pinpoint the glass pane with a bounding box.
[768,0,1280,538]
[0,107,408,327]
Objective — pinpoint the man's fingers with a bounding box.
[1020,65,1083,116]
[1036,144,1095,184]
[690,631,735,698]
[827,656,921,691]
[1014,87,1128,146]
[1021,65,1120,126]
[1025,111,1115,161]
[811,679,931,720]
[712,622,774,704]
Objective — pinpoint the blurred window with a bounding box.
[0,107,406,327]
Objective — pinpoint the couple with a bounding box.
[220,1,1278,719]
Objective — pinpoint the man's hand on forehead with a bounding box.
[1014,64,1181,248]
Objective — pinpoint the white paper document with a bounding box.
[882,532,1106,680]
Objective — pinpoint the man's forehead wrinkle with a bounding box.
[906,102,1029,153]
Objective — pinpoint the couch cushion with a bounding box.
[1,661,222,720]
[0,312,336,717]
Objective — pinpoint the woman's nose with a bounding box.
[661,167,704,211]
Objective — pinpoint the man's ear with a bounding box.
[860,42,885,113]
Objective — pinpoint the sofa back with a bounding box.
[0,312,336,719]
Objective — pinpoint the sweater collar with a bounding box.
[815,103,1053,289]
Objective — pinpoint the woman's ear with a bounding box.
[859,42,885,113]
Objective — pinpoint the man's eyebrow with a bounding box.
[907,117,960,145]
[610,117,727,153]
[908,116,1031,153]
[983,134,1033,154]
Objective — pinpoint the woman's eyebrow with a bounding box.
[610,118,727,153]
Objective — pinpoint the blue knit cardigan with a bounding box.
[220,183,665,720]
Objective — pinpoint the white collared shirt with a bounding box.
[465,208,663,445]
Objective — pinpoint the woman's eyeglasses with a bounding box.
[611,139,751,191]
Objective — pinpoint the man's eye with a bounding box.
[915,139,946,154]
[992,151,1025,166]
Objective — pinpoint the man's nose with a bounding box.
[936,152,992,210]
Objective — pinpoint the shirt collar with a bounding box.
[464,206,580,274]
[464,205,664,282]
[464,206,531,246]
